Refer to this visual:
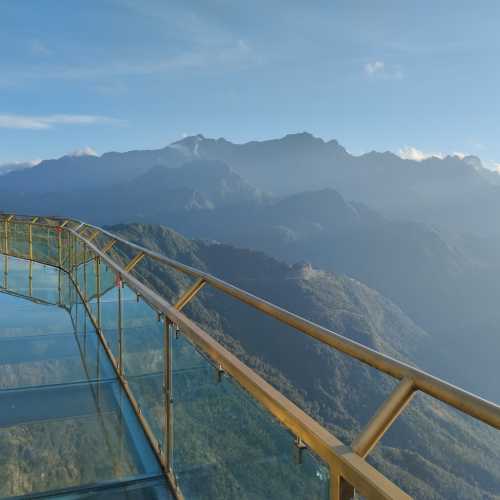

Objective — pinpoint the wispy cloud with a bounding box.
[364,60,403,80]
[30,40,52,57]
[398,146,444,161]
[0,114,124,130]
[365,61,385,75]
[1,39,258,88]
[67,146,98,157]
[482,160,500,172]
[398,146,474,162]
[0,159,41,175]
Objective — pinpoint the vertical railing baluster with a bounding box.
[163,319,173,472]
[4,217,9,257]
[28,260,33,297]
[330,471,355,500]
[83,245,87,301]
[28,221,33,261]
[96,255,101,330]
[118,275,123,375]
[3,254,7,290]
[331,470,340,500]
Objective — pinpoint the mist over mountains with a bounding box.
[4,131,500,235]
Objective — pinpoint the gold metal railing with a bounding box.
[1,212,499,500]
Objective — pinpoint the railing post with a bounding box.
[83,245,87,301]
[3,254,7,289]
[174,278,206,311]
[28,222,33,261]
[163,319,174,472]
[330,471,355,500]
[4,216,10,256]
[28,260,33,297]
[352,377,416,458]
[118,275,123,376]
[96,255,101,330]
[58,227,62,268]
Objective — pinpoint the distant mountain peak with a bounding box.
[462,155,483,171]
[171,134,206,156]
[282,131,321,142]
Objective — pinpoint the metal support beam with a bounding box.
[87,229,101,242]
[174,278,206,311]
[28,223,33,260]
[352,377,416,458]
[118,275,123,376]
[163,320,173,470]
[102,239,117,254]
[124,251,145,273]
[96,256,101,329]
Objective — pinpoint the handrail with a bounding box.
[1,212,499,498]
[75,228,409,500]
[3,213,497,431]
[0,212,413,499]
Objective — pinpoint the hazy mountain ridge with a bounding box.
[173,133,500,236]
[110,223,500,500]
[3,131,500,235]
[0,158,265,224]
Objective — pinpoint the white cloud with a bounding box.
[365,61,385,75]
[398,146,444,161]
[0,159,41,175]
[482,160,500,172]
[67,146,98,157]
[364,61,403,80]
[30,40,52,57]
[1,39,258,88]
[0,114,124,130]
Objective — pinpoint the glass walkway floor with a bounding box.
[0,257,173,499]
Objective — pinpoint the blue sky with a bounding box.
[1,0,499,169]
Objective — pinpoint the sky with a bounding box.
[1,0,500,170]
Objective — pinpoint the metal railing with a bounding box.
[1,212,499,500]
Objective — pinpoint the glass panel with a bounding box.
[42,477,173,499]
[172,332,330,500]
[122,284,165,446]
[0,380,161,498]
[29,260,63,304]
[0,292,74,338]
[122,284,164,377]
[0,331,115,389]
[84,255,99,323]
[100,285,121,361]
[31,224,51,264]
[7,222,29,258]
[3,256,30,295]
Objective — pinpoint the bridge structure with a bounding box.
[0,213,498,499]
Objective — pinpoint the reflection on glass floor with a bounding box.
[0,256,172,499]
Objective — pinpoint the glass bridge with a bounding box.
[0,214,498,500]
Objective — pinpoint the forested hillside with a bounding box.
[110,223,500,500]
